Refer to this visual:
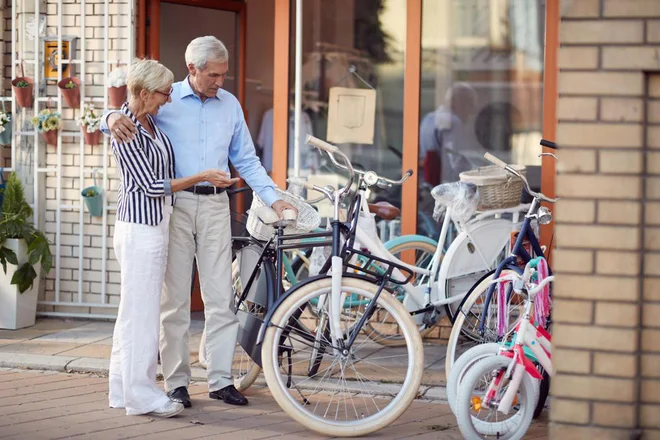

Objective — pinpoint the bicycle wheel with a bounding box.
[261,276,424,437]
[447,343,500,415]
[444,269,521,377]
[361,239,438,346]
[455,355,536,439]
[198,246,264,392]
[447,344,541,420]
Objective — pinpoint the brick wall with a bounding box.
[3,0,132,316]
[551,0,660,438]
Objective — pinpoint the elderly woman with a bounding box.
[108,59,232,418]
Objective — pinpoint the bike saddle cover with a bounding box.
[431,181,479,223]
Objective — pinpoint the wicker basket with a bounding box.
[459,164,526,211]
[246,188,321,241]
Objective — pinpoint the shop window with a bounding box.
[418,0,546,239]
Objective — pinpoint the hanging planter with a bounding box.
[81,169,104,217]
[58,77,81,108]
[11,64,33,109]
[83,129,101,146]
[107,66,127,109]
[78,102,102,146]
[31,106,62,147]
[0,103,11,146]
[108,85,127,109]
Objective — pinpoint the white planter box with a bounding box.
[0,239,41,330]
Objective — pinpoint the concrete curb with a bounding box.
[0,353,449,402]
[0,352,78,372]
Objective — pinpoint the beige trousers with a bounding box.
[159,191,238,392]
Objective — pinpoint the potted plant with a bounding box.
[107,68,127,109]
[58,77,81,108]
[0,109,10,146]
[81,169,104,217]
[0,172,52,329]
[11,64,34,108]
[31,109,63,146]
[11,79,33,109]
[78,104,102,145]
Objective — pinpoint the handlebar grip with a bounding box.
[540,139,558,150]
[306,135,339,153]
[303,181,316,191]
[484,152,508,170]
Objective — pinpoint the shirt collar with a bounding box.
[179,76,222,101]
[120,103,155,138]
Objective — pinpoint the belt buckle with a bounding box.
[213,186,217,195]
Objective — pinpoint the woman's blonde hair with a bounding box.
[127,59,174,97]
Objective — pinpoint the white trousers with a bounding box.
[109,209,172,415]
[160,191,237,392]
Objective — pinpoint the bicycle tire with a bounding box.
[261,276,424,437]
[456,354,535,439]
[444,269,517,377]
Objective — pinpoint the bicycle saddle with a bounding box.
[368,201,400,220]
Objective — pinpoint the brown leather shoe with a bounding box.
[209,385,248,406]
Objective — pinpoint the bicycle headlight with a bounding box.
[537,206,553,225]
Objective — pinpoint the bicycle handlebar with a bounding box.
[306,135,413,189]
[483,149,557,204]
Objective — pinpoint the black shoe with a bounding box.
[209,385,248,406]
[167,386,192,408]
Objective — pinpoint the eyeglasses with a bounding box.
[155,87,173,98]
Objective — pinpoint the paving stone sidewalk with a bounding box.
[0,317,451,397]
[0,368,550,439]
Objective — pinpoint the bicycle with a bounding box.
[454,258,554,439]
[295,136,528,350]
[225,137,425,436]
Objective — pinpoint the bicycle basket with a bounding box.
[246,188,321,241]
[459,164,526,211]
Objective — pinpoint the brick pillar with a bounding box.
[551,1,660,439]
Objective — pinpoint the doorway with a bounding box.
[143,0,248,312]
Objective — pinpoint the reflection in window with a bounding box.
[287,0,406,227]
[418,0,545,239]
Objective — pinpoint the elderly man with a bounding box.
[103,36,296,407]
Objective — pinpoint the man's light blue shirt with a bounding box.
[102,77,279,207]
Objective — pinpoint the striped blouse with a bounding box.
[111,104,175,226]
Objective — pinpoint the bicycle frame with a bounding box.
[478,197,550,332]
[494,276,554,415]
[353,185,527,315]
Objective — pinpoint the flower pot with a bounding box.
[108,85,127,109]
[42,130,58,146]
[83,128,101,146]
[11,77,34,108]
[0,238,40,329]
[82,170,104,217]
[0,121,12,146]
[58,77,81,108]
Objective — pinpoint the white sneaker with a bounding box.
[147,401,185,418]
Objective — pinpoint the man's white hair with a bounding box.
[185,36,229,70]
